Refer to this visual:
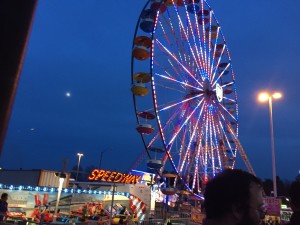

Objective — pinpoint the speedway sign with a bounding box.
[88,169,142,184]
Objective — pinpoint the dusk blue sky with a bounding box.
[1,1,300,181]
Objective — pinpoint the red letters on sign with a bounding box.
[88,169,142,184]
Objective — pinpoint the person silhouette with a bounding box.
[0,193,8,221]
[202,169,265,225]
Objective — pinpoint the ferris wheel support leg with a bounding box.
[226,122,256,176]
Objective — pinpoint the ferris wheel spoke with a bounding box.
[155,39,203,87]
[209,43,218,81]
[180,1,205,72]
[206,10,213,75]
[179,146,192,175]
[207,28,221,80]
[161,99,204,171]
[162,113,189,169]
[222,96,236,103]
[153,78,203,111]
[167,98,204,146]
[167,3,204,76]
[221,81,234,88]
[167,57,189,82]
[210,44,226,80]
[203,109,209,178]
[155,73,202,91]
[154,56,190,86]
[156,19,186,67]
[184,111,206,189]
[161,104,189,150]
[214,114,227,156]
[199,0,209,73]
[217,120,236,158]
[154,42,196,85]
[211,113,222,170]
[157,20,172,46]
[147,106,183,149]
[177,127,188,172]
[209,32,222,81]
[225,122,239,158]
[188,1,207,76]
[197,4,211,75]
[156,4,209,85]
[158,93,203,112]
[156,82,187,94]
[217,103,237,121]
[208,112,216,176]
[158,12,194,69]
[215,108,238,159]
[155,55,199,90]
[152,95,188,113]
[179,102,206,174]
[192,143,201,190]
[211,62,231,87]
[157,14,193,72]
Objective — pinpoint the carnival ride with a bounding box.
[131,0,255,196]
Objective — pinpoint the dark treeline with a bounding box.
[262,173,300,199]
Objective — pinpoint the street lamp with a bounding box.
[76,153,84,182]
[258,91,282,197]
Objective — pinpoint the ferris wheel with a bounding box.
[131,0,253,194]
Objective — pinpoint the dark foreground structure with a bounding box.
[0,0,37,156]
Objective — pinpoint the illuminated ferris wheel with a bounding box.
[131,0,254,193]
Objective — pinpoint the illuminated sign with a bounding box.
[88,169,142,184]
[264,197,282,216]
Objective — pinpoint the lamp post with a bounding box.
[54,172,66,221]
[109,182,116,225]
[76,153,84,182]
[258,91,282,198]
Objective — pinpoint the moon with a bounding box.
[65,92,72,98]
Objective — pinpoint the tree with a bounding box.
[295,172,300,181]
[262,179,273,196]
[262,176,290,197]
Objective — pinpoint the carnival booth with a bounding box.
[0,169,151,223]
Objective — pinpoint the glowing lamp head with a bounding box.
[258,92,269,102]
[272,92,282,99]
[77,153,84,157]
